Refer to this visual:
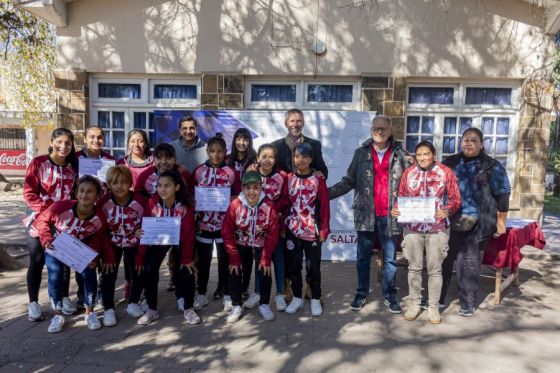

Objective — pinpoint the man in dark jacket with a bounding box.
[329,115,411,313]
[271,109,328,178]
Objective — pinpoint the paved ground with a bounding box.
[1,190,559,372]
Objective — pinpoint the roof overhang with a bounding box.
[14,0,73,27]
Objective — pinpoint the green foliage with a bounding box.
[545,192,560,215]
[0,0,56,127]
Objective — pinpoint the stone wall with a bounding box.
[201,73,244,110]
[361,75,406,141]
[54,69,88,146]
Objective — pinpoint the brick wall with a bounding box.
[54,69,88,146]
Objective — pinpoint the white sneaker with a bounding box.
[62,297,77,316]
[242,293,260,309]
[140,300,149,312]
[86,312,102,330]
[126,303,144,318]
[223,295,233,312]
[311,299,322,317]
[177,298,185,311]
[103,309,117,327]
[28,302,42,321]
[183,308,201,325]
[258,304,275,321]
[47,315,65,333]
[275,295,287,312]
[226,305,243,323]
[285,297,304,314]
[193,294,209,311]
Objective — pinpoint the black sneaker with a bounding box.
[213,288,224,300]
[167,280,175,292]
[458,307,475,317]
[384,298,402,314]
[350,296,366,311]
[421,300,445,310]
[242,290,250,299]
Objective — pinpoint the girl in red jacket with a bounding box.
[97,165,146,326]
[117,129,153,191]
[222,171,279,322]
[136,170,198,325]
[227,127,256,192]
[284,143,330,317]
[23,127,77,322]
[192,133,236,312]
[33,176,115,333]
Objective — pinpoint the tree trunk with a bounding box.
[0,245,25,270]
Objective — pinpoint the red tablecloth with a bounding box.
[482,221,546,271]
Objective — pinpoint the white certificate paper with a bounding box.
[140,217,181,245]
[195,186,231,212]
[46,232,98,273]
[397,197,436,224]
[79,158,116,183]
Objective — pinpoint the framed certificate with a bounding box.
[397,197,436,224]
[79,158,116,183]
[46,232,98,273]
[195,186,231,212]
[140,217,181,245]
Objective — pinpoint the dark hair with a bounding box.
[462,127,485,153]
[48,128,76,165]
[85,126,105,137]
[415,140,437,155]
[127,129,152,157]
[207,132,227,151]
[179,116,197,129]
[257,143,278,157]
[154,143,176,159]
[76,175,102,196]
[284,108,304,123]
[228,128,256,170]
[157,169,191,206]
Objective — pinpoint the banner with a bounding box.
[154,110,375,260]
[0,149,27,170]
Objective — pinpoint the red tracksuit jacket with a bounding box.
[98,192,146,247]
[136,165,193,196]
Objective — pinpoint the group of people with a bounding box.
[22,108,511,333]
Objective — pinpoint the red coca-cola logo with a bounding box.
[0,150,27,170]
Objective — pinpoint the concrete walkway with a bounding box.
[0,197,559,372]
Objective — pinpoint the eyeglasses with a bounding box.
[371,127,389,133]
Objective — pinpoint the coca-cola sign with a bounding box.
[0,150,27,170]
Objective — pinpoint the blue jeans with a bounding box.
[254,238,285,294]
[45,253,98,310]
[356,217,398,300]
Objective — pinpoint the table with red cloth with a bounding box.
[482,218,546,304]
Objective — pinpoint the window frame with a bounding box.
[149,79,200,107]
[244,79,302,109]
[406,84,459,109]
[91,78,147,104]
[303,81,360,110]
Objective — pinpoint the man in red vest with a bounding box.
[329,115,411,313]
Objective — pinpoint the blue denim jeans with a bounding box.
[45,252,98,310]
[356,216,398,300]
[254,237,285,294]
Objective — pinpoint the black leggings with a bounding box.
[230,246,272,306]
[195,230,229,296]
[285,231,322,299]
[26,230,69,302]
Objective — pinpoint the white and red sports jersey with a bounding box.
[247,164,289,218]
[23,155,76,225]
[222,193,279,267]
[98,192,146,247]
[193,162,236,232]
[285,173,330,242]
[136,165,193,196]
[76,149,115,194]
[116,155,153,192]
[31,200,115,265]
[398,162,462,233]
[137,194,195,266]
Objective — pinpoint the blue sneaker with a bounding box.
[458,307,475,317]
[350,295,366,311]
[384,298,402,314]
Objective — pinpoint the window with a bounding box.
[465,87,512,106]
[481,117,510,166]
[408,87,454,105]
[153,84,197,100]
[442,117,473,158]
[98,83,141,99]
[149,79,200,105]
[97,110,126,158]
[251,84,297,103]
[307,84,353,103]
[405,116,435,153]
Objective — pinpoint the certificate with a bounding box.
[195,186,231,212]
[397,197,436,224]
[79,157,116,183]
[46,232,98,273]
[140,217,181,245]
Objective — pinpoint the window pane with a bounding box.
[444,117,457,134]
[407,116,420,133]
[104,131,110,147]
[113,149,125,159]
[149,113,155,130]
[154,84,197,99]
[497,118,510,135]
[421,135,434,143]
[113,131,125,148]
[421,117,435,133]
[465,87,512,105]
[98,111,110,128]
[307,84,353,103]
[251,84,296,102]
[406,136,419,153]
[482,117,494,135]
[460,117,473,133]
[443,137,456,153]
[495,138,508,154]
[149,131,155,147]
[98,83,141,99]
[408,87,454,104]
[484,138,493,152]
[112,112,125,129]
[134,112,147,129]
